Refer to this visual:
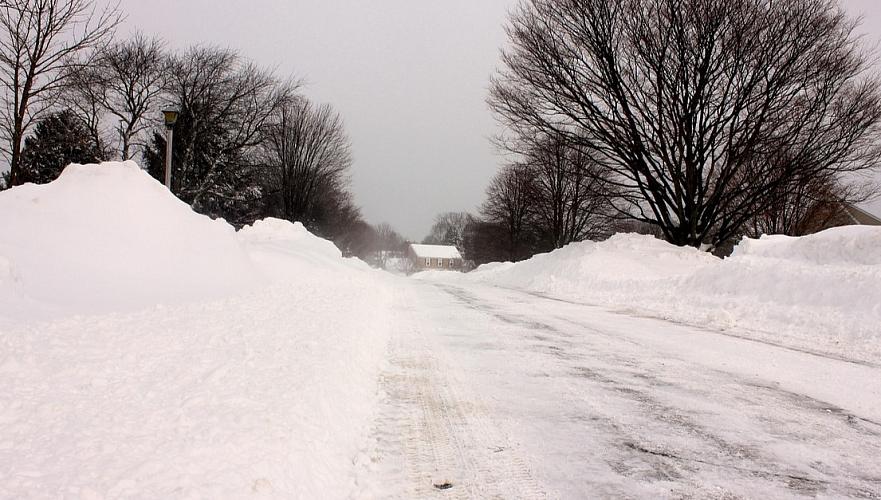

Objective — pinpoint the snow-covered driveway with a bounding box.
[362,279,881,499]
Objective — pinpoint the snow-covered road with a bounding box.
[362,279,881,499]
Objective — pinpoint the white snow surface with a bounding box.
[0,162,262,320]
[4,161,881,498]
[238,217,371,279]
[0,163,394,498]
[423,229,881,363]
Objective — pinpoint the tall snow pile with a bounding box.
[0,162,394,498]
[238,217,369,280]
[0,161,261,319]
[433,229,881,362]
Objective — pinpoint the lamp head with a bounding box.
[162,109,179,127]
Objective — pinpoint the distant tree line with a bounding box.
[475,0,881,256]
[419,134,621,267]
[0,0,394,257]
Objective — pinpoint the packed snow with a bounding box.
[421,229,881,363]
[376,281,881,498]
[0,162,394,498]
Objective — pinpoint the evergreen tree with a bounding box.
[19,110,105,184]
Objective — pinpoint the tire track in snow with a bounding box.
[507,286,881,369]
[358,288,548,499]
[433,281,881,498]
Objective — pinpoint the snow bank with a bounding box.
[237,217,369,281]
[465,233,716,287]
[0,161,261,319]
[429,230,881,362]
[0,270,394,499]
[732,225,881,265]
[0,162,394,498]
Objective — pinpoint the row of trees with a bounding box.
[480,0,881,253]
[477,133,617,262]
[0,0,370,253]
[0,0,121,187]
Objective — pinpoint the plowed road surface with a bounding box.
[361,281,881,498]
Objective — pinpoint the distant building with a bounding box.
[840,204,881,227]
[803,202,881,235]
[407,244,463,271]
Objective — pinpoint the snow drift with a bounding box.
[238,217,370,280]
[0,161,262,319]
[427,229,881,363]
[0,162,394,498]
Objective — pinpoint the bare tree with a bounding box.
[146,46,296,222]
[59,51,109,157]
[423,211,474,247]
[490,0,881,249]
[375,222,405,250]
[371,222,406,268]
[0,0,121,186]
[481,164,535,260]
[525,133,614,249]
[748,173,875,237]
[98,33,166,160]
[398,256,417,276]
[262,98,355,235]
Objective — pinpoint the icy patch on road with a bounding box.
[422,230,881,363]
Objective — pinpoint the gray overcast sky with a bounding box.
[114,0,881,239]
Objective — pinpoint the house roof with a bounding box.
[844,204,881,226]
[409,244,462,259]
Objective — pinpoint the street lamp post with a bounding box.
[162,109,179,190]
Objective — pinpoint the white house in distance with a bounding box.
[407,244,463,271]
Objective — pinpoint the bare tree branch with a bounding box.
[0,0,121,185]
[489,0,881,249]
